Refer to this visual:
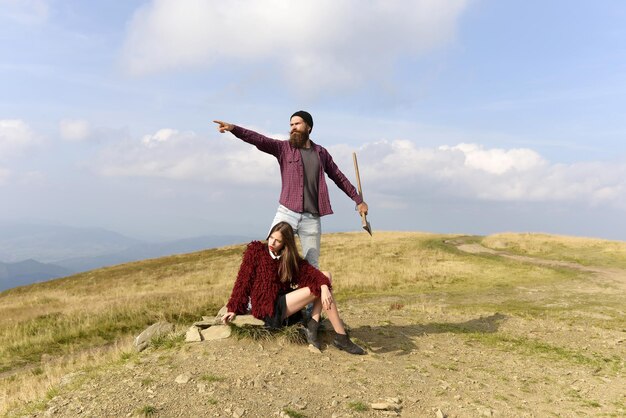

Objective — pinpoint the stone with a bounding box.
[231,315,265,327]
[371,402,400,411]
[253,376,266,389]
[212,306,229,324]
[478,407,493,417]
[371,398,401,412]
[201,325,232,341]
[308,344,322,354]
[233,407,245,418]
[134,321,174,352]
[175,373,191,384]
[435,408,446,418]
[192,320,214,329]
[185,326,202,342]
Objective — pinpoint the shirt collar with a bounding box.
[268,247,281,260]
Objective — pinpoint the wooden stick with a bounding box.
[352,152,372,235]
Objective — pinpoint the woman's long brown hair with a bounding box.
[267,222,302,283]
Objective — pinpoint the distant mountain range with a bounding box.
[53,235,252,273]
[0,259,74,291]
[0,222,251,292]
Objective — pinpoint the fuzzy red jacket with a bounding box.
[226,241,332,319]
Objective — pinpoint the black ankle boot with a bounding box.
[305,318,320,350]
[333,333,365,355]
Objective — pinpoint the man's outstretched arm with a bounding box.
[212,120,281,157]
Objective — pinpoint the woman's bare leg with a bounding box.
[322,296,346,334]
[284,271,332,321]
[284,286,347,334]
[284,287,316,318]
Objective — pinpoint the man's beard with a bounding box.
[289,131,309,148]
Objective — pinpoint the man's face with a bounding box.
[289,116,310,148]
[290,116,310,135]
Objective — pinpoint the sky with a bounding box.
[1,0,626,242]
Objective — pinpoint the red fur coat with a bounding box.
[226,241,332,319]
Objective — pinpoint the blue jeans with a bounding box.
[270,205,321,268]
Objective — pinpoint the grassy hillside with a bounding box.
[1,231,624,416]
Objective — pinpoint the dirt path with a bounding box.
[455,242,626,292]
[21,243,626,417]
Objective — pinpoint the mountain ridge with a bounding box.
[0,222,252,291]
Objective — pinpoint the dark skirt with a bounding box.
[263,294,304,330]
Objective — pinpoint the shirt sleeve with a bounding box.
[231,126,283,158]
[295,260,332,297]
[321,148,364,205]
[226,242,260,314]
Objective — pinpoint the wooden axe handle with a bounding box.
[352,152,363,197]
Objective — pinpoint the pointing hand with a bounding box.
[213,120,234,133]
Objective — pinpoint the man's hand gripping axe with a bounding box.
[352,152,372,236]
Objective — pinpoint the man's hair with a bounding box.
[291,110,313,132]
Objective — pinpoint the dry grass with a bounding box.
[1,231,624,415]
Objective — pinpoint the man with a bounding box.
[213,111,368,269]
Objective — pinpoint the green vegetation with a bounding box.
[347,400,369,412]
[467,333,622,372]
[200,374,224,383]
[150,333,185,350]
[230,322,305,344]
[282,408,307,418]
[136,405,157,417]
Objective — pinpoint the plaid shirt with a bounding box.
[231,126,363,216]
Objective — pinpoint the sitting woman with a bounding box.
[222,221,365,355]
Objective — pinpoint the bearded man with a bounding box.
[213,111,368,269]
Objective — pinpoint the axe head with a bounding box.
[361,214,372,236]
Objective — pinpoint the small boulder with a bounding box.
[175,373,191,384]
[185,326,202,342]
[201,325,232,341]
[134,321,174,352]
[231,315,265,327]
[192,320,214,329]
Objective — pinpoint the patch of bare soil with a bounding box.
[25,245,626,417]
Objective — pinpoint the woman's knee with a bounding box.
[322,271,333,284]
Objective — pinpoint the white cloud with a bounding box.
[439,143,546,175]
[96,128,280,187]
[95,128,626,210]
[0,119,39,158]
[59,119,91,142]
[0,0,49,24]
[351,140,626,207]
[141,128,178,148]
[121,0,468,94]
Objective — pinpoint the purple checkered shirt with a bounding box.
[231,126,363,217]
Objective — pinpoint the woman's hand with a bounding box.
[320,285,334,311]
[222,312,236,323]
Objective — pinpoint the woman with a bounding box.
[222,221,365,355]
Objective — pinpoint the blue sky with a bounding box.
[1,0,626,241]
